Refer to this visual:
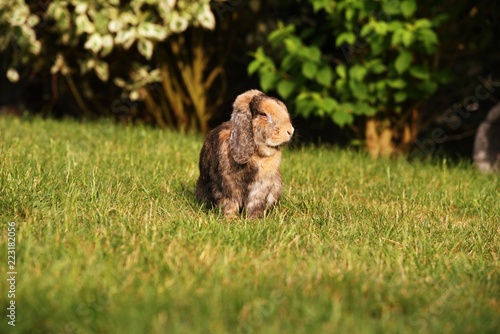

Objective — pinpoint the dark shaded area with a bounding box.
[408,1,500,159]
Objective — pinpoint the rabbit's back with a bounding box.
[196,122,259,208]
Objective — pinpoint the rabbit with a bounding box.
[196,89,294,218]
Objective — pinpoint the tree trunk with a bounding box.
[365,118,395,158]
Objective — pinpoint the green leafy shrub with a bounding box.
[0,0,42,79]
[0,0,229,132]
[249,0,451,156]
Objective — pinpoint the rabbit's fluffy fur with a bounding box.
[196,89,294,218]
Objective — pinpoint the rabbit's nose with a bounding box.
[287,127,294,137]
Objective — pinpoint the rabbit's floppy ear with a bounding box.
[230,89,264,164]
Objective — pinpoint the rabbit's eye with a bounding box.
[258,112,272,123]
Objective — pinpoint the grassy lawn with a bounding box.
[0,116,498,333]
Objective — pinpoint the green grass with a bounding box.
[0,116,498,334]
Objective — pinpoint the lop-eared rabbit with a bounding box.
[196,89,294,218]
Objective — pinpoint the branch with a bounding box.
[444,128,478,141]
[64,73,92,116]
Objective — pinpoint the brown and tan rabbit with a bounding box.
[196,89,294,218]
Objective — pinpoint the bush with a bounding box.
[249,0,500,156]
[0,0,229,132]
